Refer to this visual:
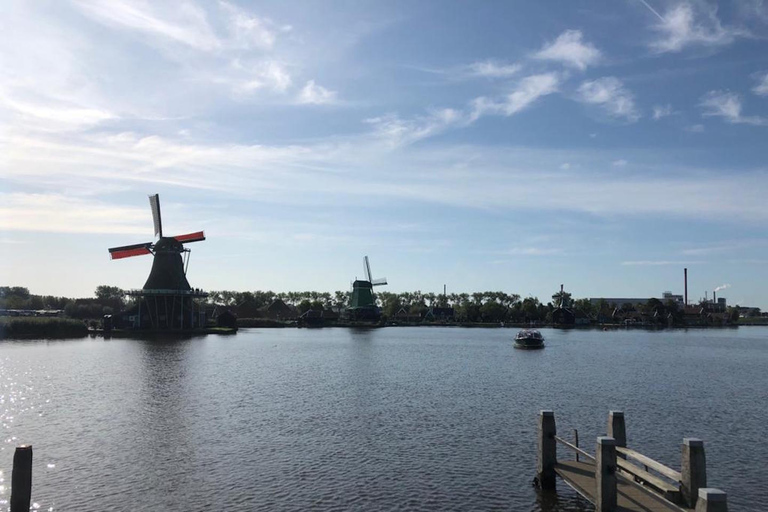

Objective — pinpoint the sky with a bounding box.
[1,0,768,308]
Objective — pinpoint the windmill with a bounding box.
[347,256,387,320]
[108,194,208,330]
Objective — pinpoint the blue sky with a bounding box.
[2,0,768,308]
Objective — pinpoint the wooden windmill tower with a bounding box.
[108,194,208,329]
[347,256,387,320]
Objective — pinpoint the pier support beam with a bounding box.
[537,410,557,490]
[11,445,32,512]
[682,438,707,508]
[694,488,727,512]
[607,411,626,450]
[596,436,617,512]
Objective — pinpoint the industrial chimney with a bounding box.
[684,268,688,306]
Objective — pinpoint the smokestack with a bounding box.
[713,291,716,304]
[684,268,688,306]
[561,284,564,293]
[443,284,446,297]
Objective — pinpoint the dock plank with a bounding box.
[554,461,692,512]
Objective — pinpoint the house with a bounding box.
[260,299,297,320]
[424,307,455,321]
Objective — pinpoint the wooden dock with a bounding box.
[555,460,690,511]
[536,411,729,512]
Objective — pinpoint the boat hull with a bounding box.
[514,340,545,350]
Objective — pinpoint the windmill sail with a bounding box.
[149,194,163,238]
[174,231,206,243]
[364,256,373,282]
[109,242,153,260]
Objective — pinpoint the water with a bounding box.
[0,327,766,511]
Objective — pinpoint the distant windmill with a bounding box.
[108,194,208,329]
[347,256,387,320]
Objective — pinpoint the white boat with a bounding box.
[514,329,544,349]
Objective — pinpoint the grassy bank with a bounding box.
[0,316,89,339]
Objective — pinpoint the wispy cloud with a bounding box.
[73,0,222,51]
[700,91,768,126]
[365,109,464,146]
[681,239,768,256]
[468,60,522,78]
[648,2,745,53]
[227,59,293,94]
[297,80,338,105]
[471,72,560,121]
[753,72,768,96]
[503,247,563,256]
[0,193,149,234]
[685,124,705,133]
[533,30,601,71]
[577,77,640,122]
[622,260,702,266]
[652,104,673,120]
[612,159,628,167]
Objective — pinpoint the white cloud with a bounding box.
[73,0,222,51]
[220,1,277,50]
[560,163,571,170]
[652,104,673,120]
[612,159,628,167]
[533,30,601,71]
[648,3,743,53]
[577,77,640,122]
[366,108,463,146]
[504,247,562,256]
[753,72,768,96]
[0,193,149,234]
[471,72,560,120]
[468,60,521,78]
[229,59,292,94]
[298,80,338,105]
[700,91,768,126]
[622,260,702,266]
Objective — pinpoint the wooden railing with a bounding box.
[554,431,595,462]
[537,410,728,512]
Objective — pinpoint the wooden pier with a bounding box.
[536,411,728,512]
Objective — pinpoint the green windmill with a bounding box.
[347,256,387,320]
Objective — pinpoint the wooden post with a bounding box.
[11,445,32,512]
[682,438,707,508]
[607,411,626,449]
[573,428,579,462]
[694,488,727,512]
[537,410,557,489]
[596,436,617,512]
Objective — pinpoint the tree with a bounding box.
[481,301,507,323]
[572,298,594,317]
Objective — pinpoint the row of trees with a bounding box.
[2,285,742,324]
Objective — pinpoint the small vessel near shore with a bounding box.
[514,329,544,349]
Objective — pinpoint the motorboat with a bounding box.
[514,329,544,349]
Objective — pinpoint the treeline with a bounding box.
[1,286,126,320]
[2,286,741,325]
[207,290,556,323]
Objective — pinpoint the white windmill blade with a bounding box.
[364,256,373,282]
[372,278,387,286]
[148,193,163,238]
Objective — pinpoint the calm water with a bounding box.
[0,327,766,511]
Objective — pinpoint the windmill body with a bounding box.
[108,195,208,330]
[347,256,387,321]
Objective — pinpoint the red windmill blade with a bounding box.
[108,242,154,260]
[172,231,206,244]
